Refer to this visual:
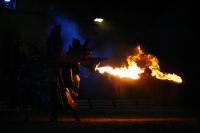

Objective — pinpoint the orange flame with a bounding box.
[96,60,144,80]
[96,45,182,83]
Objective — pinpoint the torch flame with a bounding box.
[96,45,182,83]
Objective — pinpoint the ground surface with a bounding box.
[1,108,199,133]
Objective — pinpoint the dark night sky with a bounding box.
[37,0,198,83]
[0,0,199,106]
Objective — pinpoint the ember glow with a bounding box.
[96,45,182,83]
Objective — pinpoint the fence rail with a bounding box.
[0,99,175,112]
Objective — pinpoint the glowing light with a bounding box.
[94,18,104,23]
[4,0,11,2]
[54,16,84,52]
[96,62,144,80]
[96,45,182,83]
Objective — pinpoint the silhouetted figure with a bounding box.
[46,26,105,122]
[59,39,88,122]
[45,24,64,122]
[59,38,105,121]
[46,24,64,61]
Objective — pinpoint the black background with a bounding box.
[0,0,199,108]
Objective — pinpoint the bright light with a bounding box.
[94,18,104,23]
[4,0,11,2]
[96,45,182,83]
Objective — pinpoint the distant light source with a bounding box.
[94,18,104,23]
[2,0,16,10]
[4,0,11,2]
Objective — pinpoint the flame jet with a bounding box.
[96,45,182,83]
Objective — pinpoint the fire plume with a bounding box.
[96,45,182,83]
